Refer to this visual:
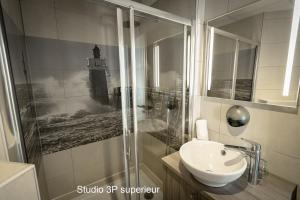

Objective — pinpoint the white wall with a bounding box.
[41,135,124,199]
[204,0,259,20]
[255,10,300,105]
[199,99,300,199]
[21,0,119,45]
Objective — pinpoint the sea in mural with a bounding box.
[25,37,121,154]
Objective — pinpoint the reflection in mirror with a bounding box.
[206,28,258,101]
[235,41,257,101]
[207,29,236,99]
[205,0,300,109]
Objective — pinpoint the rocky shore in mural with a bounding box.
[38,109,123,154]
[36,87,186,155]
[38,108,183,155]
[207,79,253,101]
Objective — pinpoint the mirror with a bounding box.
[205,0,300,110]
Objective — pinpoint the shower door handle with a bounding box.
[126,130,131,161]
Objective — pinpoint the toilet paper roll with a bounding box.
[196,119,209,140]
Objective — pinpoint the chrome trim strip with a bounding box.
[251,46,260,101]
[101,0,192,26]
[231,40,239,99]
[116,8,130,195]
[129,7,140,199]
[181,25,187,144]
[204,26,211,97]
[0,10,25,162]
[188,23,195,138]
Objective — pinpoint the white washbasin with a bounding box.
[179,139,247,187]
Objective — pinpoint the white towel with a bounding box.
[196,119,209,140]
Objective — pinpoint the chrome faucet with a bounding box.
[224,138,262,185]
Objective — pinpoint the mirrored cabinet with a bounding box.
[204,0,300,111]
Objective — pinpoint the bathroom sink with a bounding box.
[179,139,247,187]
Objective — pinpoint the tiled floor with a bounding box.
[72,170,163,200]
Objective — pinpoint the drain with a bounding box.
[144,191,154,199]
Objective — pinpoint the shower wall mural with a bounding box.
[27,37,123,154]
[20,0,188,157]
[18,0,124,155]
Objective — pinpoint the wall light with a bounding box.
[153,44,160,88]
[283,0,300,96]
[207,27,215,90]
[187,35,191,88]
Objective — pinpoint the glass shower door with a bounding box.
[116,7,190,200]
[115,3,191,199]
[116,7,134,200]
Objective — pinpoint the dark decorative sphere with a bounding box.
[226,105,250,127]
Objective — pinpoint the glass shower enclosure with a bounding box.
[0,0,192,199]
[115,1,191,199]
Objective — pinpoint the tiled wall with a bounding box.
[151,0,196,19]
[41,135,124,199]
[220,13,263,41]
[204,0,259,20]
[255,10,300,105]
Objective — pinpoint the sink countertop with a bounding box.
[162,152,297,200]
[0,161,34,186]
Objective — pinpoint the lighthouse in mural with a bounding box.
[87,45,109,105]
